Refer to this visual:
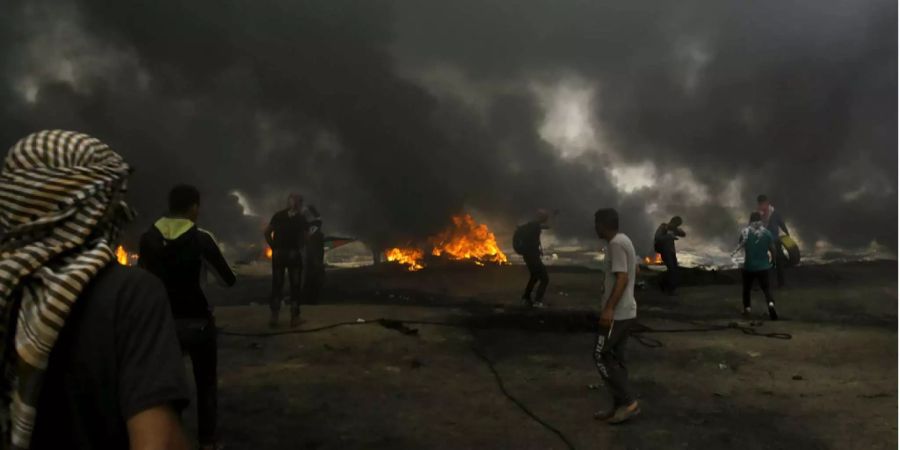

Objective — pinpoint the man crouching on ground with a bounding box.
[592,208,641,424]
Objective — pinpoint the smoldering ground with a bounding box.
[0,0,895,258]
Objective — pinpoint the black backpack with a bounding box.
[512,224,528,255]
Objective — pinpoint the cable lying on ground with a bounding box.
[219,316,793,343]
[471,346,577,450]
[217,315,793,450]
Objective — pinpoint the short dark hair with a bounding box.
[168,184,200,214]
[757,194,768,203]
[594,208,619,230]
[669,216,683,226]
[750,211,762,223]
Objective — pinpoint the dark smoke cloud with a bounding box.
[0,0,895,260]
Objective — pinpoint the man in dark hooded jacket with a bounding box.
[757,195,790,287]
[139,184,236,450]
[514,210,551,308]
[654,216,685,296]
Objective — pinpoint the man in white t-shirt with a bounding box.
[593,208,640,424]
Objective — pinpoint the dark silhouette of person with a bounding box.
[514,210,551,308]
[264,193,310,327]
[654,216,686,295]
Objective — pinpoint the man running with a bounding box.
[592,208,640,424]
[733,211,779,320]
[139,184,237,450]
[264,193,310,327]
[513,210,551,308]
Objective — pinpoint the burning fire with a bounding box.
[385,247,425,271]
[265,246,273,259]
[643,253,663,265]
[384,214,507,271]
[115,245,139,266]
[430,214,507,264]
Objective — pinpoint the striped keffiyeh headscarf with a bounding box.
[0,130,132,449]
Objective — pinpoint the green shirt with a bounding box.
[742,226,774,272]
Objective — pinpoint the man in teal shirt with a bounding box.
[733,211,778,320]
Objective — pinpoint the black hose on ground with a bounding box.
[471,345,577,450]
[629,320,792,348]
[218,315,793,450]
[220,318,578,449]
[219,317,793,344]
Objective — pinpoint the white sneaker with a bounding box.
[532,301,546,309]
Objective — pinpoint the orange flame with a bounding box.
[384,214,507,271]
[385,247,425,271]
[643,253,663,265]
[265,246,273,259]
[115,245,138,266]
[116,245,128,265]
[430,214,508,264]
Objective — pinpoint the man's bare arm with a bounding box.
[127,405,190,450]
[604,272,629,313]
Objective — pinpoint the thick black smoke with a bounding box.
[0,0,895,260]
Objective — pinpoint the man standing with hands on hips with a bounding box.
[592,208,641,424]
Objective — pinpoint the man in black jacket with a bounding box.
[515,210,551,308]
[139,184,236,450]
[654,216,686,296]
[757,194,791,288]
[265,193,310,327]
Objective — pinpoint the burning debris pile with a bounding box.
[385,247,425,271]
[385,214,508,271]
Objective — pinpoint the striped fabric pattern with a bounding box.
[0,130,131,449]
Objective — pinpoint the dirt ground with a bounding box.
[193,260,898,449]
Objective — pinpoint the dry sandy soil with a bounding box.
[189,260,897,449]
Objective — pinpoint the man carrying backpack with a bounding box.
[653,216,686,296]
[513,210,552,308]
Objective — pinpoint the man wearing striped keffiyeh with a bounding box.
[0,130,191,449]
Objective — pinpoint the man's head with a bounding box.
[594,208,619,241]
[757,194,770,212]
[535,209,551,224]
[749,211,762,224]
[668,216,683,228]
[287,193,304,211]
[168,184,200,221]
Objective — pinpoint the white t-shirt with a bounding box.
[601,232,638,320]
